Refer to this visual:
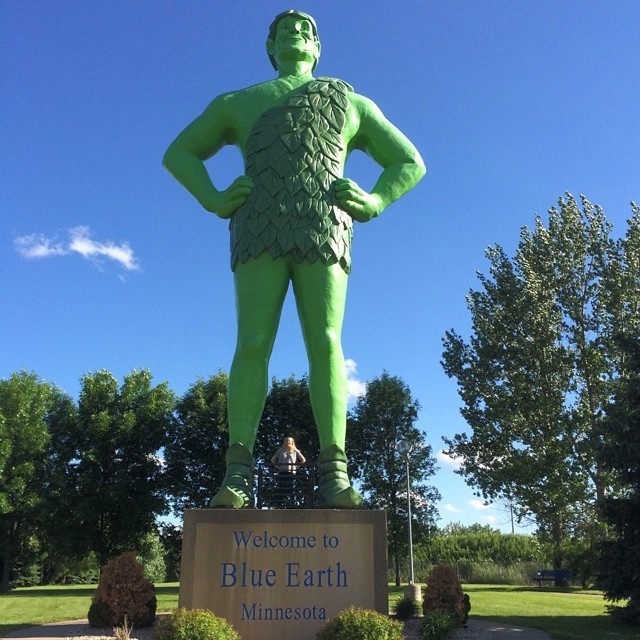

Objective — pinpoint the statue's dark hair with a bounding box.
[267,10,319,71]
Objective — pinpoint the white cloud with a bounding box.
[15,226,140,272]
[469,499,491,511]
[481,515,499,524]
[345,358,367,400]
[445,503,462,513]
[437,450,463,470]
[14,234,68,259]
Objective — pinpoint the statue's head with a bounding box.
[266,10,320,72]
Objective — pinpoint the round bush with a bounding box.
[316,606,404,640]
[392,595,421,620]
[153,608,240,640]
[88,551,157,628]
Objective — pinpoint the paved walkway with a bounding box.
[2,617,553,640]
[468,618,553,639]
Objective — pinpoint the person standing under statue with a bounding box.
[271,436,307,506]
[163,10,426,509]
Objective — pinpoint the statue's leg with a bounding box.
[292,261,362,508]
[210,254,290,508]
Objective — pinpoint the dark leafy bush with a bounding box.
[316,606,404,640]
[153,609,240,640]
[88,552,156,628]
[422,564,466,626]
[392,595,421,619]
[419,610,456,640]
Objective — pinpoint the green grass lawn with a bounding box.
[390,584,636,640]
[1,583,637,640]
[0,584,180,636]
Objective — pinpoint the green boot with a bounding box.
[209,443,255,508]
[317,444,363,509]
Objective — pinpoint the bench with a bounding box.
[533,569,572,587]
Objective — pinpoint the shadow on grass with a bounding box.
[0,586,95,599]
[466,585,575,593]
[154,585,179,596]
[2,584,179,599]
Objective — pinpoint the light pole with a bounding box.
[396,439,421,601]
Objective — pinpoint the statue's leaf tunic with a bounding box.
[230,78,354,274]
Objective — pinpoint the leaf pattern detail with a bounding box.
[230,78,354,274]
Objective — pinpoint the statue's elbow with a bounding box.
[415,152,427,180]
[414,153,427,182]
[162,149,175,173]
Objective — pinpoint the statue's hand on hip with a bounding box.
[207,176,254,219]
[334,178,383,223]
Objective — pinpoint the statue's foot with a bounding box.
[209,486,250,508]
[317,444,363,509]
[209,442,255,509]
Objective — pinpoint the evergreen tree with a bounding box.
[597,336,640,626]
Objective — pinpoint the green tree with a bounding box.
[348,372,440,585]
[0,372,62,591]
[164,372,229,515]
[38,385,82,583]
[158,522,182,582]
[47,369,174,566]
[442,195,639,563]
[597,336,640,626]
[137,532,167,583]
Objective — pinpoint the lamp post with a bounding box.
[396,439,421,602]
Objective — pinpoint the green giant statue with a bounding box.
[163,10,426,509]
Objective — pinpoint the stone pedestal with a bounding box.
[403,583,422,602]
[179,509,388,640]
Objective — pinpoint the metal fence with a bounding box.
[255,463,318,509]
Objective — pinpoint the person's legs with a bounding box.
[292,261,362,508]
[210,254,290,507]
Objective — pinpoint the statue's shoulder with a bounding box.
[216,80,272,102]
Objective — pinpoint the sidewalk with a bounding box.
[2,617,553,640]
[468,618,553,639]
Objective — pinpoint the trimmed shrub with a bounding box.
[392,595,421,620]
[88,552,156,628]
[153,609,240,640]
[422,564,466,626]
[316,606,404,640]
[419,610,456,640]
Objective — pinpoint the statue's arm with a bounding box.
[163,95,252,219]
[335,94,426,222]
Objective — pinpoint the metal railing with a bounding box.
[256,463,318,509]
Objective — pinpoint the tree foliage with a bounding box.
[597,336,640,626]
[348,372,440,585]
[417,529,543,563]
[0,372,61,592]
[46,370,174,565]
[164,372,228,514]
[442,195,640,560]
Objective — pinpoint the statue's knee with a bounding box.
[236,332,271,363]
[307,328,341,360]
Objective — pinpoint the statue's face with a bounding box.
[268,15,320,69]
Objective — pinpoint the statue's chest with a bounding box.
[243,78,351,173]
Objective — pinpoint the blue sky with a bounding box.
[3,1,639,533]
